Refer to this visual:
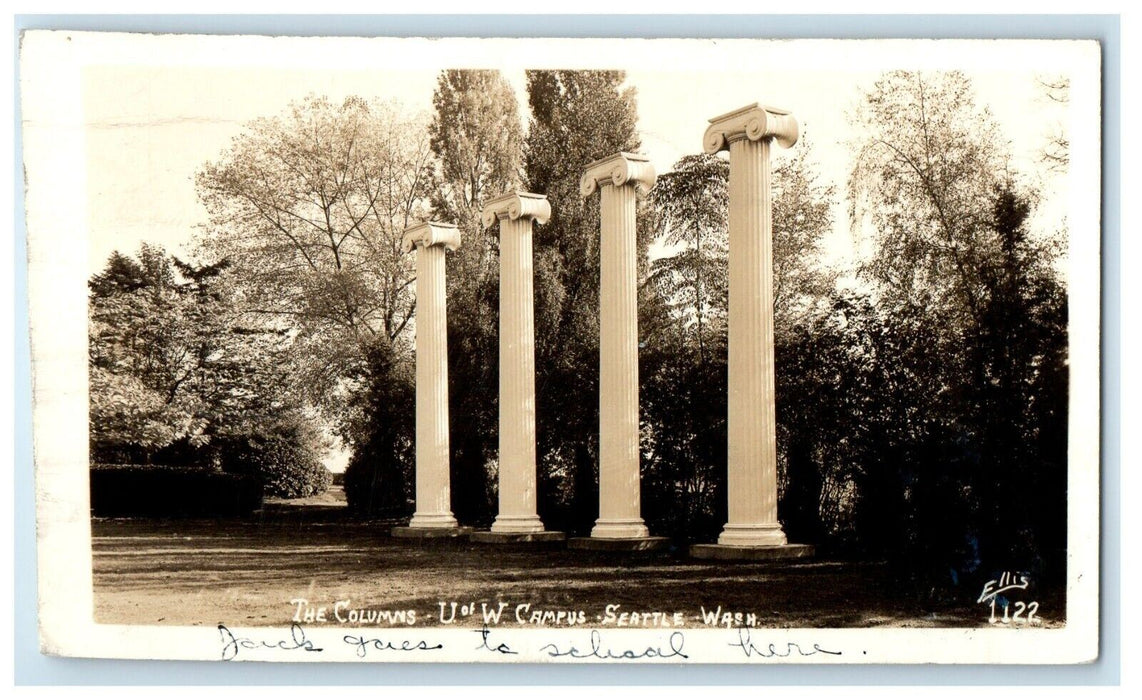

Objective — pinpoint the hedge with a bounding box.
[90,464,263,517]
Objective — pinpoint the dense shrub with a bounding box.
[90,464,263,517]
[343,345,415,517]
[221,431,332,499]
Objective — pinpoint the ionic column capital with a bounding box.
[580,152,657,198]
[401,221,461,253]
[481,191,551,229]
[703,103,799,154]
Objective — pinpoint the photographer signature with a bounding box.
[976,572,1039,625]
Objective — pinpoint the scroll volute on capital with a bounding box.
[481,191,552,230]
[401,221,462,254]
[703,103,799,154]
[580,152,658,198]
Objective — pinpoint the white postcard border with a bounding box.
[21,31,1103,665]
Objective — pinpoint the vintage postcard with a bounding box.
[21,31,1102,664]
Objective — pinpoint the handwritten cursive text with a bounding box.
[218,623,323,661]
[728,627,842,659]
[539,629,688,660]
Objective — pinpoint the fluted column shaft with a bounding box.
[721,134,787,546]
[493,215,545,533]
[409,242,457,528]
[593,182,650,538]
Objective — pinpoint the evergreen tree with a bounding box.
[89,245,329,498]
[523,70,641,533]
[428,69,524,525]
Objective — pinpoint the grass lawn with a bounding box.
[91,498,1065,630]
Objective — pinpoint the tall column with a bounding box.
[482,192,550,534]
[581,153,656,539]
[705,103,799,547]
[403,222,461,530]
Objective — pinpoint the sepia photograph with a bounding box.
[20,29,1102,665]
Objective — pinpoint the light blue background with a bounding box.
[13,13,1121,686]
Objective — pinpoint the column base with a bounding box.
[470,531,566,545]
[590,518,651,539]
[716,523,788,547]
[407,512,459,529]
[690,543,814,561]
[568,536,671,552]
[490,514,547,534]
[391,525,473,540]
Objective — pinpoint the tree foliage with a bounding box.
[89,245,209,460]
[223,423,333,499]
[343,70,527,521]
[196,95,436,416]
[342,345,416,517]
[771,137,839,319]
[647,141,836,351]
[89,244,327,497]
[430,70,524,239]
[843,71,1068,587]
[646,154,730,362]
[849,71,1012,326]
[639,142,837,542]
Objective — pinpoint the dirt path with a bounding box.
[90,517,1064,630]
[264,484,348,508]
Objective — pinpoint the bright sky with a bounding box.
[79,36,1091,277]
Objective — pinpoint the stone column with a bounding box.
[580,153,656,539]
[402,222,461,531]
[704,103,799,549]
[482,192,550,535]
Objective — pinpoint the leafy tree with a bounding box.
[846,71,1069,587]
[646,154,729,363]
[771,137,839,323]
[639,143,837,543]
[89,244,213,462]
[638,289,729,543]
[89,249,157,296]
[774,291,950,559]
[195,95,436,419]
[966,184,1068,578]
[222,421,333,499]
[523,70,641,533]
[648,139,836,351]
[430,69,524,243]
[638,154,728,541]
[849,71,1011,327]
[89,245,326,494]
